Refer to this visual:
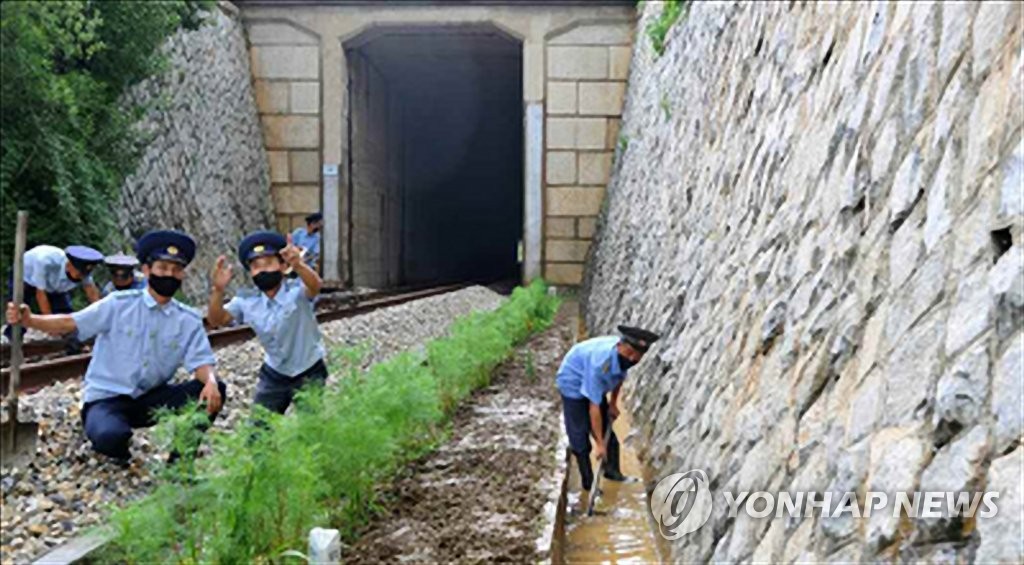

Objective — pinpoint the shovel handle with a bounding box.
[586,425,614,516]
[7,211,28,400]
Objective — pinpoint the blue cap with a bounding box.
[64,245,103,266]
[238,230,286,268]
[136,230,196,266]
[617,325,661,352]
[104,252,139,269]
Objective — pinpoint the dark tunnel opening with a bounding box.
[346,26,524,288]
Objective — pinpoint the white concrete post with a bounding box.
[308,527,341,564]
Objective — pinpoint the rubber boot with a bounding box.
[577,452,595,491]
[602,432,627,481]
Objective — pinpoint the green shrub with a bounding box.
[646,0,688,57]
[0,0,211,286]
[104,280,561,562]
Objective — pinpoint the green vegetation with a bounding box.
[646,0,688,57]
[0,1,210,284]
[660,92,672,121]
[104,280,561,563]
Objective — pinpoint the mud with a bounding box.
[346,307,574,563]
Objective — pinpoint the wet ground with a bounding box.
[561,406,668,564]
[346,306,574,563]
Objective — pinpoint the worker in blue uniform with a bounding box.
[290,212,323,271]
[556,325,660,491]
[101,252,146,296]
[3,244,104,349]
[207,230,326,414]
[6,230,226,464]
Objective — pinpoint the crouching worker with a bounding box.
[555,325,660,491]
[4,245,103,352]
[101,252,146,295]
[5,230,226,464]
[207,230,326,414]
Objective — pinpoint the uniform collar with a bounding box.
[142,288,174,315]
[262,281,288,306]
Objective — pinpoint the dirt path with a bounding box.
[345,306,574,563]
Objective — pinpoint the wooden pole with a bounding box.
[5,211,28,449]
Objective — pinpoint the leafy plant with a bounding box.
[0,0,211,289]
[646,0,688,57]
[660,92,672,120]
[104,280,561,562]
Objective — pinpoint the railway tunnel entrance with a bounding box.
[345,26,523,288]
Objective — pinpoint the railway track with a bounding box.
[0,283,467,396]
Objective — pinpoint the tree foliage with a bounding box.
[0,0,210,287]
[646,0,688,57]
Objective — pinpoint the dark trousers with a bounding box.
[561,394,621,490]
[3,281,73,339]
[82,380,229,460]
[254,359,327,414]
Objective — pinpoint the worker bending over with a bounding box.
[555,325,660,491]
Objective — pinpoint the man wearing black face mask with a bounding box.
[290,212,323,272]
[5,230,226,464]
[3,244,102,349]
[555,325,660,492]
[207,230,325,414]
[101,253,146,296]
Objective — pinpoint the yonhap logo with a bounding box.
[647,468,1001,541]
[650,469,713,539]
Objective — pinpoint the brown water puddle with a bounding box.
[561,406,668,564]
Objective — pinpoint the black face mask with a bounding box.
[253,270,283,292]
[113,280,134,290]
[148,274,181,298]
[618,353,637,371]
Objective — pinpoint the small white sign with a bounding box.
[322,164,339,177]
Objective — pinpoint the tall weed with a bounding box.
[105,280,560,562]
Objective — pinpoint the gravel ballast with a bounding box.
[0,286,504,563]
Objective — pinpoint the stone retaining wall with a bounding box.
[119,2,273,301]
[583,1,1022,562]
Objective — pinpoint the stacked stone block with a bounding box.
[544,23,633,285]
[247,21,323,234]
[583,1,1022,562]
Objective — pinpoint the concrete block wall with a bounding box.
[247,21,323,235]
[584,1,1022,562]
[349,51,402,288]
[543,22,633,286]
[238,3,637,285]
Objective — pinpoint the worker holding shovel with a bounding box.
[555,325,660,493]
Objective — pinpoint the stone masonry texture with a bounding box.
[119,4,274,302]
[583,1,1022,562]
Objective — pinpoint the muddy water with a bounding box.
[562,405,668,564]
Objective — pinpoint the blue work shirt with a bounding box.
[290,227,320,264]
[23,245,93,294]
[225,279,325,377]
[101,272,147,296]
[72,289,216,403]
[555,336,626,404]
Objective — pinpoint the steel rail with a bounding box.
[0,283,467,395]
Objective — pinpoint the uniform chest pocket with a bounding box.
[255,303,298,333]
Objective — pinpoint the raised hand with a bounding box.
[280,233,302,268]
[212,255,233,291]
